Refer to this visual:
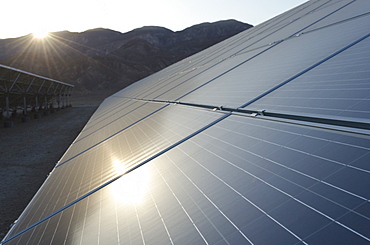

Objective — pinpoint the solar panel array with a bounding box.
[0,64,74,116]
[2,0,370,244]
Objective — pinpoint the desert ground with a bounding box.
[0,94,106,239]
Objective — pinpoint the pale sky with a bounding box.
[2,0,307,39]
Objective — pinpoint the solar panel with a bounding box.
[2,0,370,244]
[4,115,370,244]
[0,64,74,123]
[246,36,370,119]
[178,5,370,108]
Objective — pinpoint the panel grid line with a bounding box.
[155,157,231,245]
[214,119,370,176]
[147,186,175,245]
[199,130,370,221]
[189,136,370,242]
[169,149,254,245]
[208,123,370,202]
[155,163,209,244]
[299,199,370,244]
[184,141,308,244]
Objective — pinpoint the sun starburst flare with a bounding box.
[33,31,49,38]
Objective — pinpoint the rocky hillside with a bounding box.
[0,20,252,95]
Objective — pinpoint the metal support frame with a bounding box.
[8,73,21,92]
[23,96,27,115]
[0,64,74,123]
[35,96,39,112]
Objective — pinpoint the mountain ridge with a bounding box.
[0,20,252,95]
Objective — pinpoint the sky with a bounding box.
[2,0,308,39]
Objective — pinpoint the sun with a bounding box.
[33,31,49,38]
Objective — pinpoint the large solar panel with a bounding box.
[2,0,370,244]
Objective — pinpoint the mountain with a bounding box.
[0,20,252,95]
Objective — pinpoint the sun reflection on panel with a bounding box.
[111,159,151,205]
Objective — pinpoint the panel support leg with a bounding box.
[22,96,30,122]
[34,96,41,119]
[4,96,14,128]
[5,96,10,119]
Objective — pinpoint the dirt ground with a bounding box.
[0,95,105,239]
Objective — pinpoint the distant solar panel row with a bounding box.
[2,0,370,244]
[0,64,74,117]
